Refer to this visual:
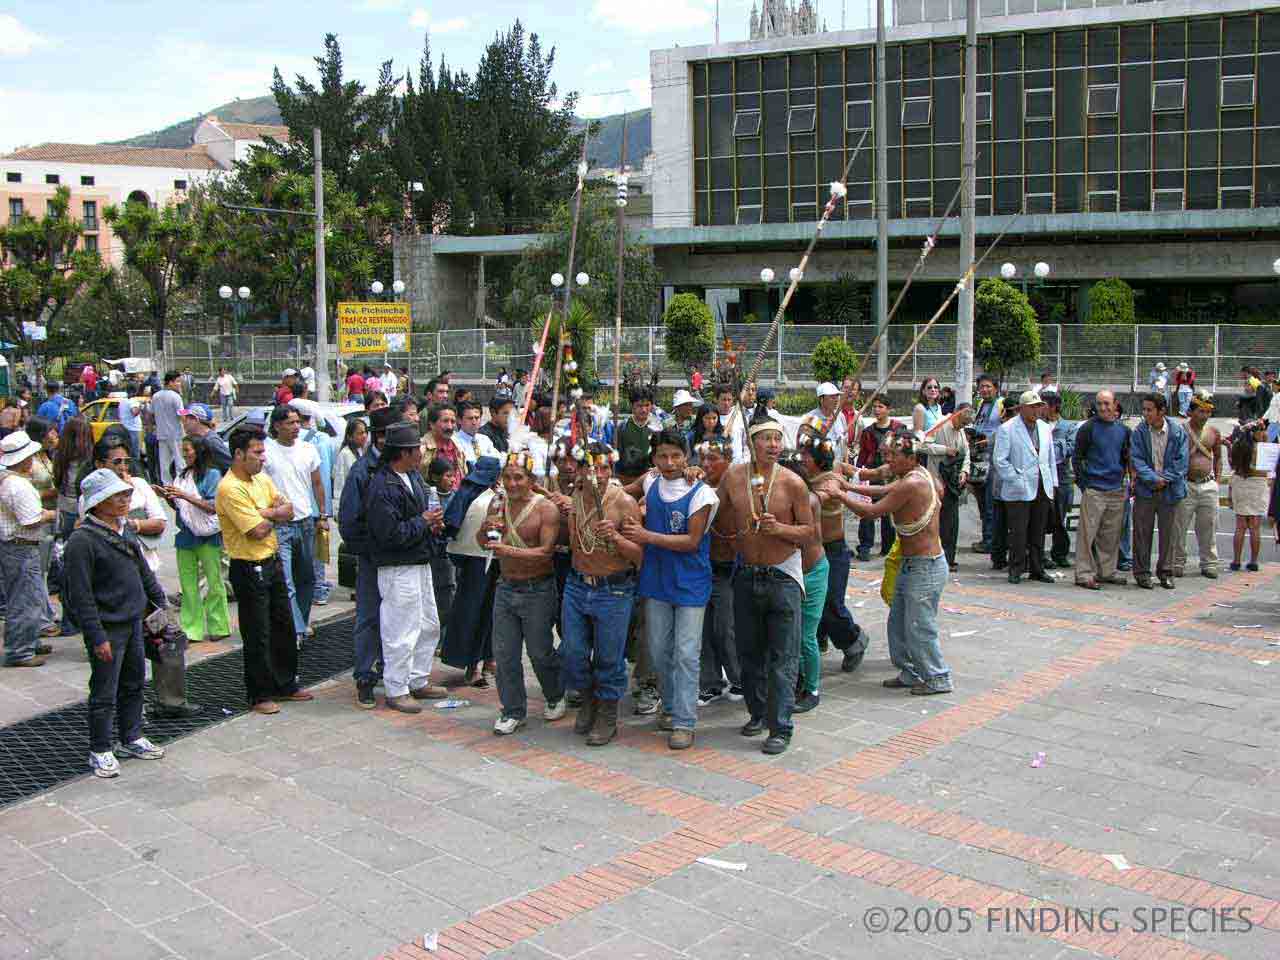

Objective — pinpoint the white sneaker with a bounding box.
[116,737,165,760]
[89,750,120,778]
[493,715,526,736]
[543,699,567,722]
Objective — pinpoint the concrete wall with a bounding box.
[393,234,479,331]
[655,239,1280,286]
[650,47,694,231]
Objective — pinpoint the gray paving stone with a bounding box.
[690,924,831,960]
[0,803,89,847]
[0,915,44,960]
[593,888,728,951]
[693,876,833,944]
[167,795,280,842]
[32,908,171,960]
[489,942,558,960]
[529,913,625,958]
[1142,813,1269,859]
[646,862,738,904]
[81,864,211,924]
[192,865,319,926]
[262,904,401,960]
[832,816,961,866]
[783,804,861,837]
[328,872,463,939]
[79,800,187,848]
[133,826,249,883]
[708,842,839,895]
[396,854,531,910]
[367,763,475,802]
[0,870,102,934]
[0,838,45,887]
[575,930,684,960]
[325,822,440,873]
[146,905,280,960]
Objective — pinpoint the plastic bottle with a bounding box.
[435,698,471,710]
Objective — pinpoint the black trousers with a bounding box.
[940,490,961,568]
[229,556,299,704]
[1005,485,1053,578]
[991,498,1009,566]
[85,621,146,753]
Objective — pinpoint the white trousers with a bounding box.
[377,563,440,697]
[159,438,183,484]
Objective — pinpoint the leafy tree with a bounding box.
[1087,278,1137,326]
[662,293,715,372]
[49,267,151,360]
[103,198,203,341]
[0,186,101,360]
[193,152,392,336]
[532,299,597,387]
[974,278,1040,377]
[504,189,659,330]
[389,38,465,234]
[457,21,585,234]
[815,274,870,325]
[270,33,400,209]
[812,336,860,384]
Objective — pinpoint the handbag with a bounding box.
[173,473,220,538]
[880,537,902,606]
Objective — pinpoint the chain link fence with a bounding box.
[132,324,1278,393]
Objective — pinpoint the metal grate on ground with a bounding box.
[0,614,355,808]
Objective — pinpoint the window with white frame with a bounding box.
[1152,188,1183,211]
[901,97,932,127]
[845,100,872,131]
[788,106,816,134]
[1152,79,1185,112]
[1221,75,1255,109]
[976,91,991,123]
[1087,84,1118,117]
[1024,88,1054,120]
[736,204,762,224]
[733,110,761,137]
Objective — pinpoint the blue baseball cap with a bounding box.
[179,402,213,423]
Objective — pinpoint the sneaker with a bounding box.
[543,699,567,722]
[493,715,526,736]
[668,729,695,750]
[314,594,330,606]
[794,691,820,713]
[4,656,46,668]
[89,750,120,778]
[116,737,164,760]
[633,685,660,716]
[762,735,789,755]
[656,713,675,732]
[697,688,723,708]
[841,645,865,673]
[740,717,766,737]
[356,682,376,709]
[385,694,422,714]
[1229,562,1242,572]
[35,643,53,656]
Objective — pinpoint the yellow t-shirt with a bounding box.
[216,471,280,561]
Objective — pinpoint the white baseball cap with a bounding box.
[816,382,840,397]
[671,389,696,409]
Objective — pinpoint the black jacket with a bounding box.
[338,444,381,555]
[366,459,436,568]
[64,519,166,649]
[477,421,509,453]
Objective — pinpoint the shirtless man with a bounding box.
[560,441,644,746]
[696,438,742,705]
[821,430,954,696]
[1171,390,1221,578]
[811,423,870,672]
[480,453,565,735]
[785,439,830,715]
[717,409,816,754]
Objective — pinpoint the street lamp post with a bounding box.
[1000,261,1053,378]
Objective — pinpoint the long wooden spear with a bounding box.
[853,214,1022,425]
[734,128,870,525]
[520,135,590,430]
[545,136,591,442]
[610,112,629,447]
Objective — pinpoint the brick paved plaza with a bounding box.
[2,536,1278,960]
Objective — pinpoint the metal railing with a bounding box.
[130,323,1277,393]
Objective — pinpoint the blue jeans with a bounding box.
[353,555,381,685]
[0,541,43,664]
[886,553,953,693]
[732,566,802,738]
[276,518,316,634]
[1118,496,1133,567]
[560,571,636,702]
[221,396,235,422]
[818,540,866,654]
[644,598,705,730]
[493,575,562,719]
[977,467,996,547]
[85,621,146,753]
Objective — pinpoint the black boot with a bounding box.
[574,697,598,736]
[586,698,618,746]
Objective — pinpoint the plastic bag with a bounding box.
[880,537,902,606]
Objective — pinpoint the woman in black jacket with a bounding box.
[65,468,170,779]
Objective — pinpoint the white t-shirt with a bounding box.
[641,473,720,529]
[215,373,238,398]
[264,437,321,522]
[299,367,316,394]
[382,371,398,399]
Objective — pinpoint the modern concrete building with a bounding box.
[647,0,1280,323]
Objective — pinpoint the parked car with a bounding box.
[217,401,366,441]
[80,393,149,442]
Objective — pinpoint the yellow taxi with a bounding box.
[80,392,148,442]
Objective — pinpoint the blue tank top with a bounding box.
[636,479,712,607]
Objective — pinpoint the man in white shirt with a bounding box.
[452,401,496,466]
[381,363,398,400]
[803,382,849,463]
[212,367,238,423]
[0,432,57,667]
[264,405,326,645]
[151,371,186,484]
[299,364,316,397]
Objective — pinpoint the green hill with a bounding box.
[108,96,282,148]
[108,97,652,168]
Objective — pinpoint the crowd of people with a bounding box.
[2,357,1274,779]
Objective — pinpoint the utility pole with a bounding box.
[956,0,978,402]
[313,126,331,402]
[874,0,888,384]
